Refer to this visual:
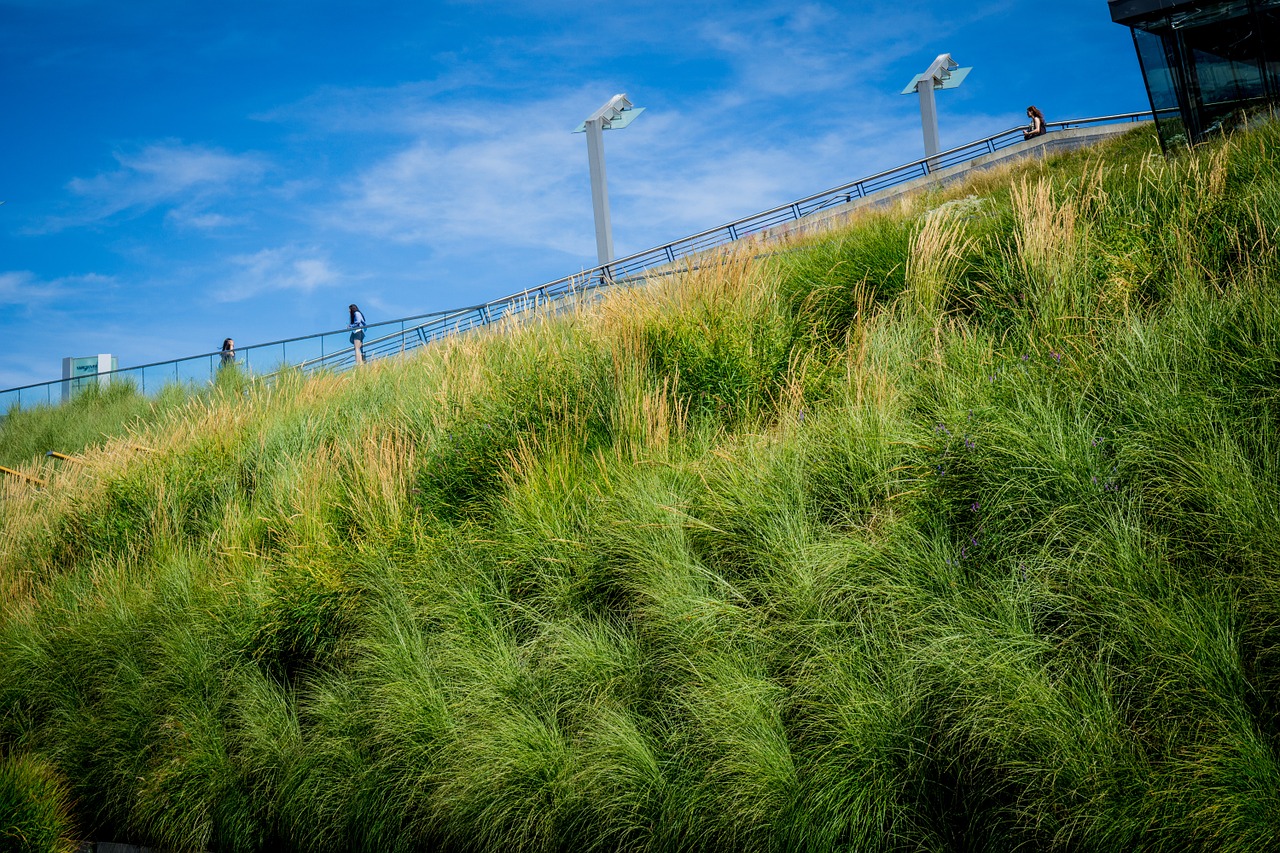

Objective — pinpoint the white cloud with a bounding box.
[255,77,493,136]
[216,245,346,302]
[286,2,959,270]
[0,270,125,389]
[47,141,268,229]
[694,3,917,97]
[0,271,49,305]
[0,270,115,308]
[319,76,936,269]
[330,96,591,256]
[165,209,246,230]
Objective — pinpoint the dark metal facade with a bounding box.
[1110,0,1280,148]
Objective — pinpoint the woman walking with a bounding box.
[348,304,367,365]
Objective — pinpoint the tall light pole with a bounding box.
[901,54,971,160]
[574,93,644,268]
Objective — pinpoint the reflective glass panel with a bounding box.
[1260,0,1280,99]
[1177,0,1266,134]
[1134,25,1190,147]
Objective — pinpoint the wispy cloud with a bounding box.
[329,96,589,256]
[216,244,347,302]
[165,210,247,230]
[0,270,115,309]
[42,141,268,231]
[233,1,973,274]
[694,2,917,97]
[0,270,125,388]
[317,75,930,266]
[255,76,496,136]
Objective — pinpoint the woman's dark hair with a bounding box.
[349,303,360,322]
[222,338,233,350]
[1026,105,1045,121]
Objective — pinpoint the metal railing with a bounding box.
[1,111,1151,413]
[0,308,492,410]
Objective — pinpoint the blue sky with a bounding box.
[0,0,1147,390]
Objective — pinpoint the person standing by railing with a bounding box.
[220,338,235,367]
[348,304,367,365]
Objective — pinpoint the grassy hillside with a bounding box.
[0,368,250,471]
[3,122,1280,852]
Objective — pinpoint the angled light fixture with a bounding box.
[901,54,971,160]
[574,93,644,267]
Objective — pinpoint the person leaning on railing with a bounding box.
[348,304,367,365]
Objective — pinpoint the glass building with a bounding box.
[1110,0,1280,149]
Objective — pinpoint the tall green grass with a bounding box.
[4,120,1280,851]
[0,366,253,471]
[0,753,78,852]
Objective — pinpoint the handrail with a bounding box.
[1,111,1151,411]
[487,112,1152,298]
[0,465,45,486]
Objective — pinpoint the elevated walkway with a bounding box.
[770,122,1139,239]
[0,113,1151,413]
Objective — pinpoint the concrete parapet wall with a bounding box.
[766,121,1151,240]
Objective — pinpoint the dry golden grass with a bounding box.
[588,244,769,340]
[607,349,685,461]
[337,428,420,542]
[949,154,1050,201]
[1011,176,1079,285]
[904,205,976,320]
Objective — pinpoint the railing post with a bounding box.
[790,203,801,220]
